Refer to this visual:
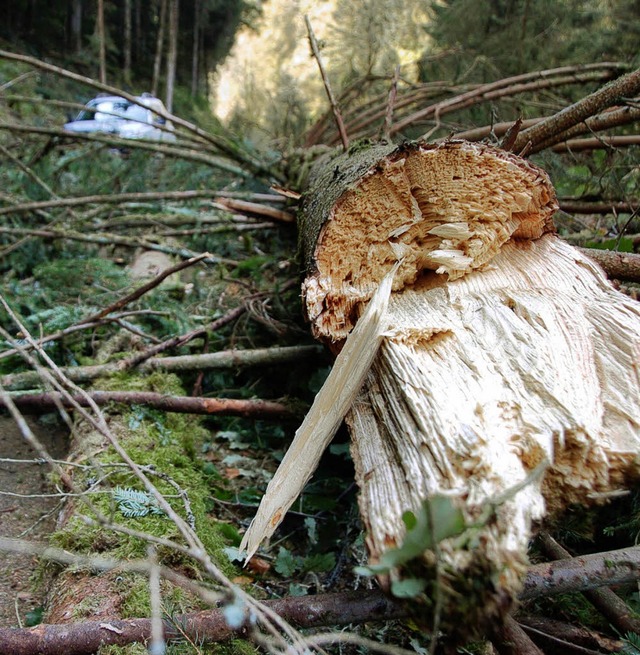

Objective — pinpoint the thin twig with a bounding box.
[305,15,349,150]
[0,225,237,265]
[381,65,401,141]
[0,310,166,360]
[84,253,209,324]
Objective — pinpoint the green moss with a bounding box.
[43,371,257,655]
[98,371,187,395]
[99,645,148,655]
[71,595,106,620]
[48,371,236,609]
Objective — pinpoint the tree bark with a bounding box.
[191,0,201,97]
[70,0,83,53]
[96,0,106,85]
[165,0,178,114]
[249,138,640,642]
[123,0,132,86]
[151,0,167,98]
[2,391,298,420]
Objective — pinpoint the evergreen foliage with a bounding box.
[421,0,639,82]
[1,0,260,100]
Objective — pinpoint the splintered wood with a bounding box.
[246,140,640,638]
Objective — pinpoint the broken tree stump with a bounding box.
[242,139,640,640]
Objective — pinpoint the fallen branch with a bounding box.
[529,104,640,151]
[0,590,406,655]
[0,122,256,179]
[0,310,165,360]
[313,64,627,146]
[0,226,236,265]
[577,247,640,282]
[512,66,640,153]
[86,253,209,324]
[0,189,260,217]
[2,545,640,655]
[0,345,324,391]
[492,616,544,655]
[538,532,640,635]
[520,545,640,601]
[117,304,251,370]
[454,104,640,146]
[214,197,295,223]
[551,134,640,151]
[517,615,624,654]
[389,64,627,138]
[1,391,299,420]
[559,199,639,214]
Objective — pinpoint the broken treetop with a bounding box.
[299,140,558,342]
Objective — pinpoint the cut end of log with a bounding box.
[302,140,557,341]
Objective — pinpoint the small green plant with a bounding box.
[113,486,166,519]
[355,494,466,599]
[617,631,640,655]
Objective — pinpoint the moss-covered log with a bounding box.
[40,371,238,652]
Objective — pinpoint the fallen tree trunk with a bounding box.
[242,139,640,642]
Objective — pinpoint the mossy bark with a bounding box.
[42,369,238,653]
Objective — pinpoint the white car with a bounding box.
[64,94,176,142]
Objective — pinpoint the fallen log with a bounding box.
[241,139,640,641]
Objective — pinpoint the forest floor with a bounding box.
[0,416,68,628]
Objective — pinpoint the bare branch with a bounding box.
[0,345,324,391]
[578,247,640,282]
[214,197,295,223]
[0,226,237,265]
[381,65,401,141]
[0,189,254,217]
[512,67,640,153]
[538,532,640,635]
[305,15,349,150]
[551,134,640,152]
[390,64,628,138]
[3,391,299,420]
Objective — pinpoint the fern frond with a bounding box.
[113,486,166,519]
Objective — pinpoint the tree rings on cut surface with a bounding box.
[299,140,557,341]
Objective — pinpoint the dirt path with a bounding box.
[0,415,68,628]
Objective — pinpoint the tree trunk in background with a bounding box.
[96,0,106,84]
[191,0,202,97]
[124,0,132,86]
[165,0,179,113]
[151,0,167,98]
[134,0,142,68]
[70,0,83,53]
